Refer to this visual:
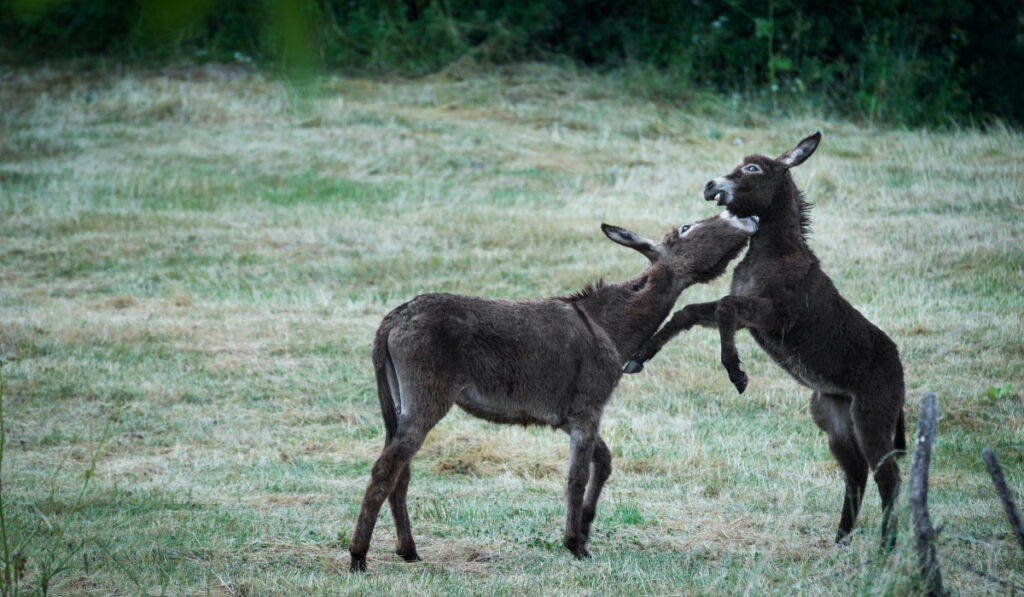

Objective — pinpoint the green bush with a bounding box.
[2,0,1021,126]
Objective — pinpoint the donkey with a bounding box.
[349,213,758,572]
[624,133,906,549]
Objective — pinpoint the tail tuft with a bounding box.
[372,318,400,444]
[894,409,906,454]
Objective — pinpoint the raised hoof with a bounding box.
[729,370,748,394]
[624,359,644,374]
[349,556,367,573]
[397,549,422,562]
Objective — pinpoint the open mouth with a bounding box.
[703,179,734,206]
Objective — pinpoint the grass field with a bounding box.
[1,63,1022,595]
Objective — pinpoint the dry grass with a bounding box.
[1,62,1022,595]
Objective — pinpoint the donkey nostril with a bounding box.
[704,180,715,192]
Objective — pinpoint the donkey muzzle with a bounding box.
[703,179,732,206]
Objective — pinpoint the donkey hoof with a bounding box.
[564,537,592,560]
[571,546,592,560]
[624,359,644,374]
[730,371,748,394]
[397,549,421,562]
[349,556,367,573]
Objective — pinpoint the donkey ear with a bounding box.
[777,131,821,169]
[602,223,659,262]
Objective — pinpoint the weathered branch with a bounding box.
[981,447,1024,553]
[909,392,944,597]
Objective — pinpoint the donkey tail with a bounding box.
[372,313,401,445]
[894,409,907,454]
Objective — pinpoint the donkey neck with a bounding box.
[749,184,812,257]
[573,264,685,362]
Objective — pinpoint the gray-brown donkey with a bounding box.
[626,133,906,550]
[349,214,757,572]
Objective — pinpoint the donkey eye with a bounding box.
[677,224,691,236]
[743,164,762,174]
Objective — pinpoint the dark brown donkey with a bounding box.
[625,132,906,549]
[349,214,758,572]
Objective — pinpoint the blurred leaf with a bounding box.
[753,17,772,39]
[768,55,792,71]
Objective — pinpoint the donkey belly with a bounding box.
[456,383,569,428]
[750,330,850,395]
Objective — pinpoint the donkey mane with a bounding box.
[795,189,814,241]
[560,278,607,302]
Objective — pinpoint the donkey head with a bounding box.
[703,132,821,219]
[602,211,757,285]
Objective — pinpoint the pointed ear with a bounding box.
[777,131,821,169]
[602,223,660,262]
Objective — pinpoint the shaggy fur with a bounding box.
[626,133,906,549]
[349,214,756,572]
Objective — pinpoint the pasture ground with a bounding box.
[1,63,1022,595]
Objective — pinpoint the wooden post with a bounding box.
[908,392,943,597]
[981,447,1024,553]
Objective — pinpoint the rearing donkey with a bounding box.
[625,133,906,549]
[349,213,758,572]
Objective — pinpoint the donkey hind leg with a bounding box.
[349,404,449,572]
[349,428,424,572]
[851,395,902,552]
[388,464,419,562]
[810,392,869,543]
[563,425,598,559]
[580,436,612,543]
[625,302,719,374]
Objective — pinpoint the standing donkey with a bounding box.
[625,133,906,549]
[349,213,758,572]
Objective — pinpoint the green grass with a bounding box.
[1,63,1022,595]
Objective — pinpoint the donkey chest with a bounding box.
[731,250,813,298]
[730,271,759,297]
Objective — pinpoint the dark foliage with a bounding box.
[2,0,1021,126]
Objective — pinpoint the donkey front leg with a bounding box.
[625,302,721,373]
[580,436,612,543]
[714,295,775,394]
[563,425,597,559]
